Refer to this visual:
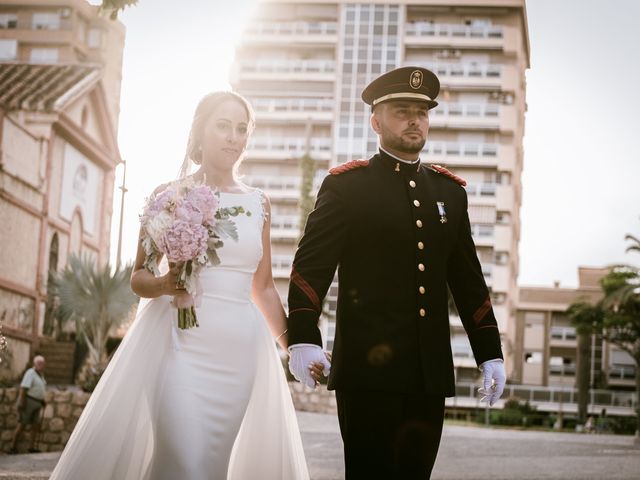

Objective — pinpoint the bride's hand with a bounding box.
[309,351,332,385]
[159,261,186,296]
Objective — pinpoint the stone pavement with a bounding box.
[1,411,638,479]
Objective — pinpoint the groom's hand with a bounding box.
[288,344,331,389]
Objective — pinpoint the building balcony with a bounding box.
[430,102,515,132]
[464,182,496,197]
[243,21,338,45]
[0,26,75,46]
[405,22,519,51]
[608,365,636,387]
[236,59,336,82]
[422,62,517,91]
[423,142,516,170]
[272,254,293,279]
[470,224,494,247]
[248,137,332,161]
[251,98,334,123]
[548,364,576,377]
[270,214,300,241]
[550,326,577,347]
[452,344,476,368]
[243,175,323,201]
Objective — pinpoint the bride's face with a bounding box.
[200,99,250,170]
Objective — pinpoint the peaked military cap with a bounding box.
[362,66,440,110]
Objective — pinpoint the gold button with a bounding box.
[419,286,425,294]
[409,180,416,188]
[413,200,420,207]
[419,308,426,317]
[417,241,424,250]
[416,220,423,228]
[418,263,425,271]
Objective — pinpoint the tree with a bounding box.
[567,301,603,424]
[53,255,138,385]
[99,0,138,19]
[297,152,316,243]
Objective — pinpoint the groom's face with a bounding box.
[370,101,430,156]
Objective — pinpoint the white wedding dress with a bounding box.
[50,190,309,480]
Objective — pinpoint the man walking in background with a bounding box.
[8,355,47,454]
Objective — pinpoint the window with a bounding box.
[494,251,509,265]
[524,352,542,364]
[32,12,61,30]
[88,28,103,49]
[0,39,17,60]
[30,48,58,63]
[0,13,17,29]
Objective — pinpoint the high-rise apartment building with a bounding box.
[231,0,529,379]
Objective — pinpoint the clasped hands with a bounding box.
[288,344,331,389]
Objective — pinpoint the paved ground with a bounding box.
[1,411,638,479]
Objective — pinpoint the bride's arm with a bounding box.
[251,195,289,350]
[130,183,184,299]
[130,228,185,298]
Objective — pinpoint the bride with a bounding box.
[50,91,311,479]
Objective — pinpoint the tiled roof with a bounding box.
[0,63,100,113]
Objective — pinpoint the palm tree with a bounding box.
[53,255,138,382]
[100,0,138,19]
[567,301,603,424]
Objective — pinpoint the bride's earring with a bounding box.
[193,146,202,165]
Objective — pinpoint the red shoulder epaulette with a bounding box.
[429,164,467,187]
[329,159,369,175]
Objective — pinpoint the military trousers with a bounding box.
[336,389,445,479]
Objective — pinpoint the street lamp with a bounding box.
[116,160,128,269]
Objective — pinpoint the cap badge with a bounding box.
[410,70,423,89]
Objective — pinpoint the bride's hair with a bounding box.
[178,91,256,179]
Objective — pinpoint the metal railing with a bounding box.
[423,62,502,79]
[239,59,336,74]
[549,364,577,376]
[248,137,332,155]
[243,175,324,192]
[246,21,338,36]
[608,365,636,380]
[406,22,504,39]
[251,98,334,113]
[272,254,293,272]
[432,102,500,117]
[423,141,498,157]
[455,382,637,410]
[471,224,494,238]
[271,215,300,231]
[465,183,497,196]
[550,326,577,341]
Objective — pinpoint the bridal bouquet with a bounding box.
[140,180,248,329]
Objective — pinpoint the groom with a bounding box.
[287,66,506,479]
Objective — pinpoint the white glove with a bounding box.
[288,344,331,389]
[478,359,506,406]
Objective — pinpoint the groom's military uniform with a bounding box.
[287,66,503,479]
[287,150,502,395]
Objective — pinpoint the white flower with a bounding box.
[145,210,173,246]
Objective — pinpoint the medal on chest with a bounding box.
[437,201,447,224]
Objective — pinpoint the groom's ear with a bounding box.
[370,111,382,134]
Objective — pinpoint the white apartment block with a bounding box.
[231,0,529,379]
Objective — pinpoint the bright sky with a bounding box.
[106,0,640,288]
